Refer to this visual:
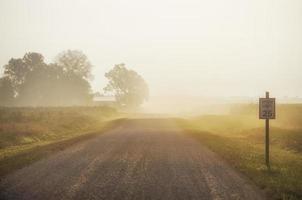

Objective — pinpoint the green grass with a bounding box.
[178,104,302,200]
[0,106,120,177]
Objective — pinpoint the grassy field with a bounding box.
[0,106,120,177]
[179,104,302,200]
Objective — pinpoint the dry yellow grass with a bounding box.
[0,106,119,176]
[178,104,302,200]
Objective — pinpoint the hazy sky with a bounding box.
[0,0,301,98]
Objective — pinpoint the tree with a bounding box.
[0,51,93,106]
[104,63,149,108]
[23,52,45,70]
[0,76,14,106]
[3,58,26,91]
[3,52,46,95]
[55,50,93,80]
[55,50,93,105]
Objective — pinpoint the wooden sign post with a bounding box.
[259,91,276,170]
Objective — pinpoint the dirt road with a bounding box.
[0,119,264,200]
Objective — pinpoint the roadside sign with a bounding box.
[259,92,276,170]
[259,98,276,119]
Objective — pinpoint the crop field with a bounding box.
[179,104,302,200]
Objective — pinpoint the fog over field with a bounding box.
[1,0,301,103]
[0,1,302,199]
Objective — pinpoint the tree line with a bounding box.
[0,50,148,108]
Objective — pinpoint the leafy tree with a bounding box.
[55,50,93,80]
[3,58,26,91]
[1,51,93,106]
[23,52,45,70]
[3,52,46,95]
[55,50,93,105]
[0,76,14,106]
[104,63,149,108]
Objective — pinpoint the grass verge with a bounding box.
[0,118,124,178]
[177,116,302,200]
[0,107,122,178]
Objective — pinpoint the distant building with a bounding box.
[93,95,116,107]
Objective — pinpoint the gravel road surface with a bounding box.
[0,119,264,200]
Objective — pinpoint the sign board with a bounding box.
[259,98,276,119]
